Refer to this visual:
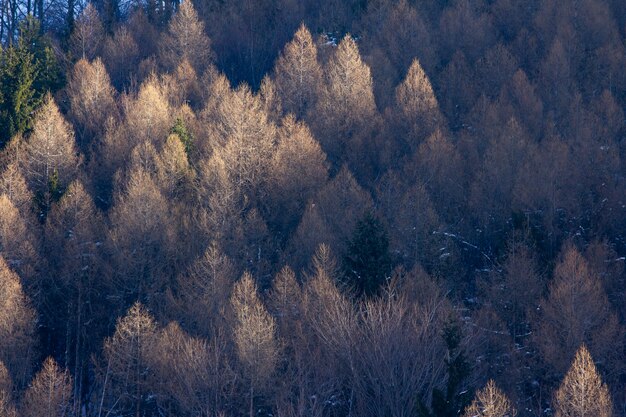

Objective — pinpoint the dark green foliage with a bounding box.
[0,17,63,147]
[431,320,472,417]
[344,212,391,296]
[171,118,193,158]
[0,38,38,145]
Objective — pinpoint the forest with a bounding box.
[0,0,625,416]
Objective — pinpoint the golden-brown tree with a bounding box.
[149,322,233,417]
[21,357,73,417]
[267,115,328,232]
[553,345,612,417]
[69,4,105,60]
[44,181,104,408]
[0,256,37,387]
[155,133,194,200]
[286,166,372,269]
[462,380,516,417]
[411,129,464,222]
[67,58,117,149]
[159,0,214,73]
[123,75,173,147]
[273,24,323,118]
[0,195,39,286]
[393,59,444,148]
[174,242,236,336]
[313,35,378,162]
[0,162,33,217]
[102,302,157,417]
[231,272,279,417]
[535,245,623,378]
[102,26,140,88]
[0,361,17,417]
[268,266,302,332]
[108,167,175,305]
[23,94,80,200]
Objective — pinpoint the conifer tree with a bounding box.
[344,212,391,297]
[0,36,38,146]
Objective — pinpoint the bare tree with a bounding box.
[102,302,157,417]
[44,180,104,413]
[21,357,73,417]
[353,282,449,417]
[0,362,17,417]
[313,34,378,162]
[23,94,80,201]
[159,0,214,74]
[123,74,173,147]
[0,256,37,387]
[174,242,236,336]
[535,245,623,379]
[231,272,279,417]
[107,168,174,305]
[149,322,233,417]
[67,58,117,149]
[0,194,39,287]
[69,4,105,60]
[462,380,516,417]
[553,345,612,417]
[267,115,328,232]
[393,58,444,148]
[273,24,322,118]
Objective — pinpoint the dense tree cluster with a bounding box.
[0,0,625,416]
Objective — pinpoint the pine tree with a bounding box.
[344,212,391,297]
[0,37,38,146]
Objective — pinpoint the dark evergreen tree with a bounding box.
[170,117,193,158]
[0,17,63,147]
[431,320,472,417]
[343,212,391,297]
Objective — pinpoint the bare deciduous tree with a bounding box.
[273,24,322,119]
[553,345,612,417]
[463,380,516,417]
[159,0,214,73]
[102,302,157,417]
[23,94,80,199]
[21,357,73,417]
[0,256,36,387]
[231,272,279,417]
[67,58,117,148]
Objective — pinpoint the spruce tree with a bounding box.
[344,212,391,296]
